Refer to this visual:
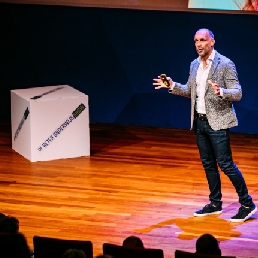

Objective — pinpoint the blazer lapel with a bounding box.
[191,60,199,96]
[206,51,220,90]
[190,60,199,121]
[192,61,199,79]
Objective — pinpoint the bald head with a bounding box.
[196,28,214,39]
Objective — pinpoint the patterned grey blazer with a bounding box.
[171,51,242,131]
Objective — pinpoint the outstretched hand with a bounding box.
[208,80,220,96]
[153,76,173,90]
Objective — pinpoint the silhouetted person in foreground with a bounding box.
[0,232,31,258]
[122,235,144,248]
[196,234,221,256]
[0,212,19,233]
[0,213,35,257]
[63,248,87,258]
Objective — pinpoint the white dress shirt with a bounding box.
[195,49,216,114]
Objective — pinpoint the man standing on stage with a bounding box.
[153,28,256,222]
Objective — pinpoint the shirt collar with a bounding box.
[198,49,216,63]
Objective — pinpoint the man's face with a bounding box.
[194,30,215,59]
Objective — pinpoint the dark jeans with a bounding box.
[195,118,253,207]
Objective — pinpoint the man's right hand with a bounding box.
[153,75,173,90]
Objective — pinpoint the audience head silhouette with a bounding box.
[0,212,19,233]
[0,232,31,258]
[63,248,87,258]
[122,235,144,248]
[196,233,221,255]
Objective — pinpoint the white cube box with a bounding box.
[11,85,90,162]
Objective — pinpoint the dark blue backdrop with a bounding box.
[1,3,257,134]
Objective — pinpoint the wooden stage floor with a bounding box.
[0,118,258,258]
